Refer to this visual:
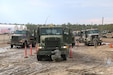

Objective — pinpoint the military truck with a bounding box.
[36,26,74,61]
[102,31,113,38]
[10,30,36,48]
[80,29,102,46]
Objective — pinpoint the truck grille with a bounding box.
[45,38,60,49]
[91,35,99,40]
[11,36,22,42]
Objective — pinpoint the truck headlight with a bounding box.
[19,40,24,43]
[62,46,68,49]
[39,46,44,49]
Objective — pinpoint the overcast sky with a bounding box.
[0,0,113,25]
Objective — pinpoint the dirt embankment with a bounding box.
[0,34,10,47]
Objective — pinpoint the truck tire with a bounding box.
[85,42,88,46]
[37,55,42,61]
[85,42,90,46]
[32,43,36,47]
[72,43,75,48]
[62,55,67,60]
[11,45,13,48]
[98,42,102,45]
[22,42,28,48]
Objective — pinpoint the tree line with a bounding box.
[1,23,113,32]
[26,23,113,32]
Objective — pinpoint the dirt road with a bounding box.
[0,41,113,75]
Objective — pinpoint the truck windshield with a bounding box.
[87,30,99,34]
[14,30,27,34]
[40,28,63,35]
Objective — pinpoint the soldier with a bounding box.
[93,36,98,48]
[51,47,62,62]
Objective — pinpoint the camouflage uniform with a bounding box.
[51,48,62,61]
[93,36,98,48]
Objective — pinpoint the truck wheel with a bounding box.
[37,55,42,61]
[85,42,89,46]
[49,55,52,61]
[22,42,28,48]
[72,43,75,48]
[22,43,25,48]
[85,42,88,46]
[11,45,13,48]
[32,43,36,47]
[99,42,102,45]
[62,55,67,61]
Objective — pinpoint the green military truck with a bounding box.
[10,30,36,48]
[36,26,74,61]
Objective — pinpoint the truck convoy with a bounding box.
[10,25,74,61]
[36,26,74,61]
[10,30,36,48]
[79,29,102,46]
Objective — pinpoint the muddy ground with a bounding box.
[0,35,113,75]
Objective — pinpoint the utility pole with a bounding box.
[101,17,104,35]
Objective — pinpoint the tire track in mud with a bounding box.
[0,48,30,75]
[27,46,104,75]
[0,46,101,75]
[0,47,44,75]
[27,61,77,75]
[70,44,113,75]
[0,44,112,75]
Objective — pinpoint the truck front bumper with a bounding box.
[37,50,68,56]
[87,40,102,45]
[11,42,23,46]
